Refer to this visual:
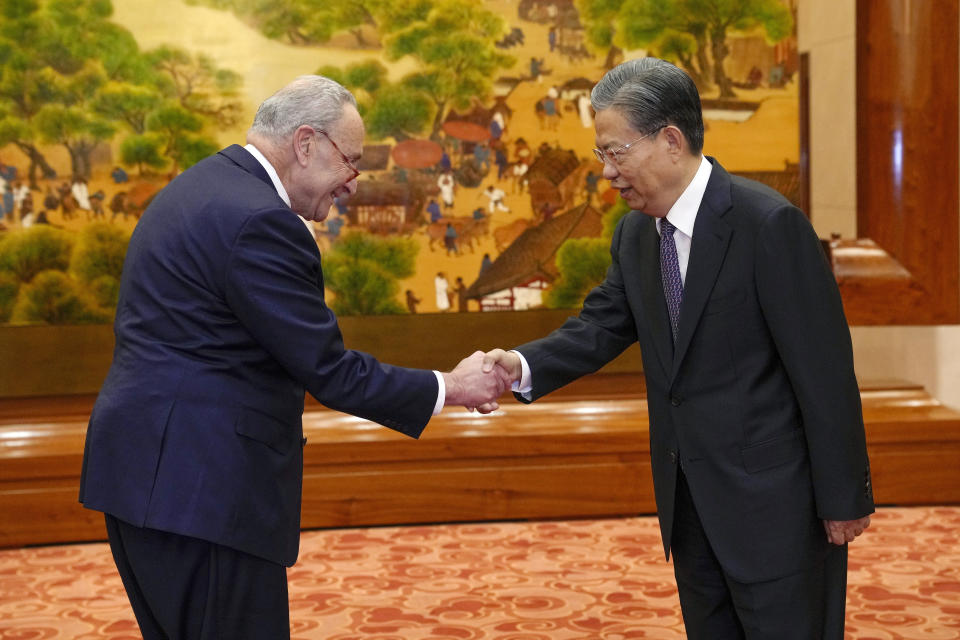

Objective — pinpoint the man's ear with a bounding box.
[292,126,314,166]
[662,125,686,157]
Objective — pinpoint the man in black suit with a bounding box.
[79,75,507,639]
[484,58,873,638]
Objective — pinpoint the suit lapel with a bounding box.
[624,213,674,379]
[671,159,733,381]
[219,144,275,190]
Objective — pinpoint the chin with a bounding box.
[309,201,332,222]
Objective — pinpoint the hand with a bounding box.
[481,348,522,386]
[823,515,871,545]
[442,351,513,413]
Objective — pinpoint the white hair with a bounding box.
[249,75,358,140]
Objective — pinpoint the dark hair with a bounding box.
[591,57,704,154]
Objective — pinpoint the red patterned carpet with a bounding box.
[1,507,958,639]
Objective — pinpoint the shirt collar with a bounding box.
[658,155,712,237]
[244,143,291,207]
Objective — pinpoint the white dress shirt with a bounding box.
[513,156,712,395]
[244,144,447,413]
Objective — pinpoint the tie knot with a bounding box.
[661,219,676,238]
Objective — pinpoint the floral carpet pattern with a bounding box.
[0,507,958,639]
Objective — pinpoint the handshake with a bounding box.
[442,349,522,413]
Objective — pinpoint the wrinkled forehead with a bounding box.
[593,107,640,147]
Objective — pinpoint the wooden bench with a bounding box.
[1,375,958,549]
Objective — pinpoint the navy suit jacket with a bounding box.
[515,159,874,583]
[79,145,438,566]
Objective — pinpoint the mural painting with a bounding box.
[0,0,799,325]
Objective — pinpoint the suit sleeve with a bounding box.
[515,216,638,401]
[223,208,437,437]
[755,205,874,520]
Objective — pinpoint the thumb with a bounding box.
[482,348,503,373]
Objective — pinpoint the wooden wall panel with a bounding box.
[851,0,960,324]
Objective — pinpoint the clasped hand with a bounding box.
[443,349,523,413]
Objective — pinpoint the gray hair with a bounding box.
[249,75,358,140]
[591,57,704,154]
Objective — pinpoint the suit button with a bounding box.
[671,397,681,407]
[669,450,678,464]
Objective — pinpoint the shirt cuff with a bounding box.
[511,350,533,398]
[432,370,445,415]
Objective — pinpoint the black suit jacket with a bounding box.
[80,145,438,566]
[516,159,874,583]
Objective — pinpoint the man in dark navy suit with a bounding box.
[484,58,874,639]
[79,75,507,639]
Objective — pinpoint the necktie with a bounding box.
[660,219,683,342]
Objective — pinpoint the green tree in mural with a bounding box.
[0,271,19,323]
[70,222,129,308]
[384,0,514,138]
[0,225,74,284]
[0,0,152,181]
[318,60,434,141]
[144,104,218,175]
[119,133,167,175]
[322,232,419,316]
[92,81,164,134]
[143,46,243,129]
[10,269,111,324]
[577,0,792,97]
[544,201,630,309]
[0,0,244,182]
[185,0,379,47]
[33,66,118,181]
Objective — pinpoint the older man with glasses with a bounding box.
[80,75,510,640]
[483,57,873,639]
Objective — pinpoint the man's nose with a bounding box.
[602,160,619,180]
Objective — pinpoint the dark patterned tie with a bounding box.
[660,219,683,342]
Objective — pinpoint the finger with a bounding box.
[476,401,499,414]
[482,348,505,373]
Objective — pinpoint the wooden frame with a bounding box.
[840,0,960,325]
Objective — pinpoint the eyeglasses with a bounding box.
[317,129,360,181]
[592,127,662,165]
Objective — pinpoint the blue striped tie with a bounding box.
[660,219,683,342]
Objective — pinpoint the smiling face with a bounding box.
[594,108,690,218]
[288,105,364,222]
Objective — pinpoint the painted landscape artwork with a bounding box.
[0,0,799,324]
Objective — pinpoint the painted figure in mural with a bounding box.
[479,252,493,275]
[111,166,129,184]
[577,92,593,128]
[482,185,510,213]
[444,222,459,256]
[494,146,509,180]
[438,171,456,209]
[405,289,421,314]
[78,75,510,640]
[584,170,600,204]
[43,187,58,215]
[454,276,468,312]
[511,160,529,194]
[427,198,442,223]
[435,271,451,311]
[473,142,491,173]
[481,58,873,640]
[71,177,91,212]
